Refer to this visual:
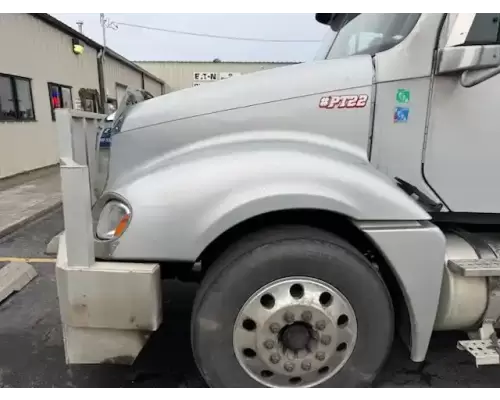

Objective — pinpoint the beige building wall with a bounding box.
[103,57,142,103]
[104,58,164,103]
[137,61,296,92]
[0,14,165,179]
[0,13,100,179]
[144,76,163,97]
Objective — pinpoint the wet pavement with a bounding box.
[0,209,500,388]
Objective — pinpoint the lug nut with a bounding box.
[301,311,312,322]
[284,362,295,372]
[284,311,295,324]
[264,340,275,350]
[270,323,280,334]
[301,360,312,371]
[270,353,281,364]
[315,320,326,331]
[316,352,326,361]
[320,335,332,346]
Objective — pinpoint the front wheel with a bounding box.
[191,226,394,387]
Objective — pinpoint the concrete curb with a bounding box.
[0,201,62,240]
[0,262,38,303]
[45,231,63,255]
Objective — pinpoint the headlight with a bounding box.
[96,201,131,240]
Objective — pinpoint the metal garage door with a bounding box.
[116,84,127,107]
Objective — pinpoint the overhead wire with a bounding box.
[113,21,322,43]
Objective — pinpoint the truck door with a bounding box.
[424,14,500,213]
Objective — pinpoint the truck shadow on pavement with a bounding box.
[128,281,207,388]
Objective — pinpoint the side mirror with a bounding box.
[436,44,500,75]
[315,14,335,25]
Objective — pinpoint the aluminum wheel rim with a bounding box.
[233,276,358,387]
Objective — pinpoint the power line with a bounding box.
[113,21,322,43]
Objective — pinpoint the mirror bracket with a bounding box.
[436,44,500,75]
[460,65,500,88]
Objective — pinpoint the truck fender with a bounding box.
[101,131,439,361]
[106,130,430,261]
[358,220,446,362]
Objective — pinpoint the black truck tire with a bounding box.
[191,225,394,387]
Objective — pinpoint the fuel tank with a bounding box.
[434,232,500,331]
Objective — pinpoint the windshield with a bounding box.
[323,14,421,60]
[111,88,154,132]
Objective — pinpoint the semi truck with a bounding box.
[54,13,500,388]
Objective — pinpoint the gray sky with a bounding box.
[52,14,327,62]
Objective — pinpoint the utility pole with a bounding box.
[100,14,119,69]
[100,14,107,65]
[99,14,118,113]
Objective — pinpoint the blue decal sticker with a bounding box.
[99,128,112,148]
[394,107,409,123]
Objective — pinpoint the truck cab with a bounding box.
[56,13,500,388]
[317,13,500,216]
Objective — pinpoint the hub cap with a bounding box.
[233,277,357,387]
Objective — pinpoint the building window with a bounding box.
[48,83,73,121]
[0,73,35,122]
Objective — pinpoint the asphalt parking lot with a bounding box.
[1,209,500,388]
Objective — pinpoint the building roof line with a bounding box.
[30,14,165,85]
[135,60,302,64]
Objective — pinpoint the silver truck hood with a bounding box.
[120,55,374,133]
[106,55,374,190]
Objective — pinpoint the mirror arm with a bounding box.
[460,65,500,87]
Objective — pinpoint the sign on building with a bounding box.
[193,72,242,87]
[220,72,242,80]
[193,72,218,81]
